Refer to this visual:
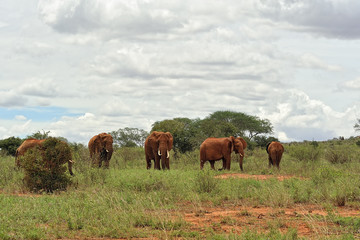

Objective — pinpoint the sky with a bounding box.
[1,0,360,144]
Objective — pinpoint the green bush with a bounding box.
[287,143,321,162]
[195,169,218,194]
[21,138,72,192]
[325,144,355,164]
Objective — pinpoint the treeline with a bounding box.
[0,111,278,156]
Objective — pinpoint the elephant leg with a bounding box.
[210,160,215,170]
[154,156,161,170]
[146,155,151,169]
[268,156,273,168]
[103,159,110,168]
[98,159,102,168]
[200,160,205,170]
[166,158,170,170]
[226,156,232,170]
[238,157,243,171]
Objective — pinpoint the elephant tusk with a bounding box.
[239,153,243,157]
[106,149,109,153]
[158,149,161,156]
[69,160,74,163]
[167,150,170,158]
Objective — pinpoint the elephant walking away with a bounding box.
[200,136,247,171]
[266,141,284,169]
[15,138,74,175]
[88,133,113,168]
[145,131,173,170]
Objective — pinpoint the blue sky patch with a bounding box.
[0,107,80,122]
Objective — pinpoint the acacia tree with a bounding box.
[110,127,148,148]
[207,111,273,139]
[27,130,51,140]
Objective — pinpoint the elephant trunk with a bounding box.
[158,146,169,170]
[238,153,244,172]
[68,160,74,176]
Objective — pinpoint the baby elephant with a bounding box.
[266,141,284,169]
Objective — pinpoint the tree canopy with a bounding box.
[0,136,22,156]
[110,127,148,148]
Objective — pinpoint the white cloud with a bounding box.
[256,0,360,39]
[338,78,360,91]
[259,89,358,141]
[15,115,27,121]
[0,90,28,107]
[296,53,342,71]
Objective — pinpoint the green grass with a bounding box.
[0,139,360,239]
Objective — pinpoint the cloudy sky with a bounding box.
[1,0,359,144]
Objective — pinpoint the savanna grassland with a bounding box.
[1,138,360,239]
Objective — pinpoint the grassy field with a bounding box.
[1,138,360,239]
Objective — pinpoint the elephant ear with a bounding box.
[165,132,173,150]
[266,142,271,153]
[149,131,161,145]
[238,137,247,149]
[93,135,101,145]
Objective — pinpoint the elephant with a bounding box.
[15,138,74,175]
[88,133,114,168]
[266,141,284,169]
[144,131,173,170]
[200,136,247,171]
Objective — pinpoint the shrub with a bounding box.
[287,142,321,162]
[195,169,218,194]
[325,145,354,164]
[21,138,72,192]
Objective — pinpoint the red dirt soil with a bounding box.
[215,173,308,181]
[178,202,360,238]
[177,173,359,238]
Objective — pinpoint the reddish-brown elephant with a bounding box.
[88,133,113,168]
[145,131,173,170]
[266,141,284,169]
[15,138,74,175]
[200,136,247,171]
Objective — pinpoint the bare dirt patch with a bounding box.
[215,173,308,181]
[178,202,360,238]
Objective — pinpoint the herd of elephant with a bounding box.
[14,131,285,174]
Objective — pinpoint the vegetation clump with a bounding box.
[20,137,72,192]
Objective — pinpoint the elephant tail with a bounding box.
[200,144,206,163]
[275,149,283,164]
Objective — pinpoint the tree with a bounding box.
[110,127,148,148]
[0,136,23,156]
[27,130,51,140]
[355,119,360,132]
[253,135,279,148]
[206,111,273,139]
